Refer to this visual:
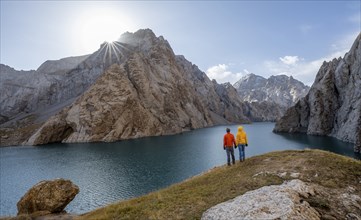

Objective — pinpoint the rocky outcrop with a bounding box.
[25,29,249,145]
[17,179,79,216]
[274,33,361,149]
[202,179,320,220]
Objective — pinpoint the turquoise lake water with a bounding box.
[0,122,359,216]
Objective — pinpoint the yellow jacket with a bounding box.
[236,126,248,145]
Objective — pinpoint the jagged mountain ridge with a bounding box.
[233,73,309,121]
[234,73,309,108]
[36,55,89,74]
[274,33,361,152]
[1,29,251,145]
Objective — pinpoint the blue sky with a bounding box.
[1,1,360,85]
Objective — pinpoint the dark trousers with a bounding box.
[225,147,235,165]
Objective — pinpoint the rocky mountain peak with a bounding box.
[118,29,171,54]
[233,73,309,108]
[233,73,309,122]
[274,33,361,152]
[234,74,266,89]
[0,28,181,130]
[1,28,252,146]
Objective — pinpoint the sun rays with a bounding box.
[94,40,131,68]
[71,5,136,56]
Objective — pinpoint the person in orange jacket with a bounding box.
[223,128,236,165]
[236,126,248,162]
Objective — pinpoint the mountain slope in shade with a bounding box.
[0,40,132,127]
[274,33,361,152]
[4,29,250,145]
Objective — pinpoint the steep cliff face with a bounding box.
[24,29,249,145]
[274,33,361,151]
[175,56,249,124]
[233,74,309,121]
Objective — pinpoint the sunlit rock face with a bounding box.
[202,180,320,220]
[22,29,250,145]
[233,74,309,121]
[274,33,361,147]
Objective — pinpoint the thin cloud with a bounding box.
[206,64,245,84]
[243,69,250,74]
[265,53,339,86]
[279,56,299,65]
[263,32,358,86]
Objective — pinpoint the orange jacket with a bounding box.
[223,132,236,148]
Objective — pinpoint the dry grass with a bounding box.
[77,149,361,220]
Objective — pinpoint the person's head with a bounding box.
[238,126,243,132]
[226,128,230,133]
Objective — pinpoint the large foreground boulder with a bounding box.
[17,179,79,216]
[201,179,320,220]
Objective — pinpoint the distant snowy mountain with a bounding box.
[233,74,309,121]
[234,73,309,108]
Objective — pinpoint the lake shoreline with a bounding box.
[3,149,360,219]
[1,123,359,216]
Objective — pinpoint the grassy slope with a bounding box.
[77,150,361,220]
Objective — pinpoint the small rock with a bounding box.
[17,179,79,216]
[278,172,287,178]
[347,186,355,193]
[252,171,271,177]
[290,172,300,178]
[346,213,360,220]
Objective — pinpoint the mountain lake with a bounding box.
[1,122,359,216]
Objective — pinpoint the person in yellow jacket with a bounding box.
[236,126,248,162]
